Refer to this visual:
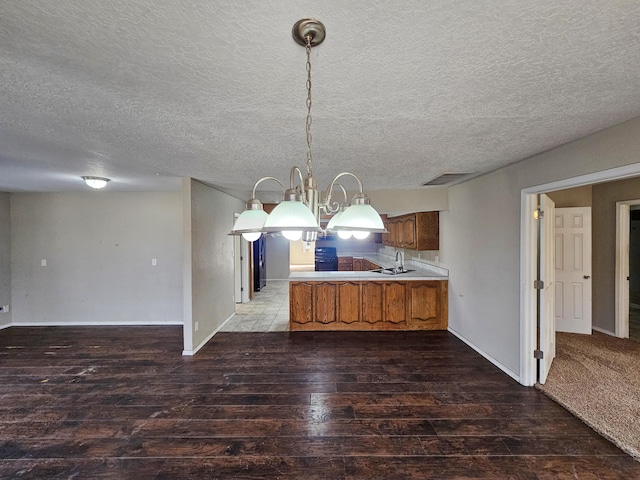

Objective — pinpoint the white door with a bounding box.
[539,194,556,384]
[554,207,592,334]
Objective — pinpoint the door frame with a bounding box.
[615,199,640,338]
[520,163,640,386]
[233,214,251,304]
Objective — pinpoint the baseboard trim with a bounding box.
[448,327,520,384]
[182,312,235,356]
[592,326,616,336]
[10,321,183,327]
[0,323,10,330]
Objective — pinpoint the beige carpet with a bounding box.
[536,331,640,460]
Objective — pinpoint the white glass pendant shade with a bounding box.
[230,209,268,240]
[242,232,262,242]
[331,204,386,233]
[282,230,303,241]
[325,209,344,231]
[352,231,370,240]
[327,206,354,239]
[262,200,319,237]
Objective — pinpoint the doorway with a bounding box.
[616,201,640,343]
[233,218,251,305]
[520,163,640,386]
[614,199,640,341]
[631,207,640,342]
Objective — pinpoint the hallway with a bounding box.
[222,280,290,332]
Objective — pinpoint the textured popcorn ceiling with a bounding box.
[1,1,639,194]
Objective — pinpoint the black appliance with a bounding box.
[253,236,266,292]
[315,247,338,271]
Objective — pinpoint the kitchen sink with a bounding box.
[370,268,415,275]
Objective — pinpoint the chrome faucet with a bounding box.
[395,250,404,272]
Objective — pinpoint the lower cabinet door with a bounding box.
[314,283,337,324]
[290,282,313,326]
[336,282,361,324]
[362,282,384,325]
[407,281,447,329]
[384,282,407,324]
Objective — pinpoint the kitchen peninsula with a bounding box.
[289,256,448,331]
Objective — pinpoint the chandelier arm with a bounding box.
[287,166,308,204]
[251,176,285,198]
[324,172,365,204]
[289,166,305,190]
[320,182,348,214]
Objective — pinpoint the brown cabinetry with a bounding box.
[290,280,447,331]
[382,212,439,250]
[353,258,364,271]
[289,282,313,325]
[362,259,382,271]
[407,281,447,329]
[338,256,353,271]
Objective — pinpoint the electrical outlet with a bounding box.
[0,305,9,313]
[194,321,199,331]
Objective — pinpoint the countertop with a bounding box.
[289,254,448,281]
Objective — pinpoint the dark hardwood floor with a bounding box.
[1,326,638,479]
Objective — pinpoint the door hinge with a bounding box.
[534,349,544,360]
[240,287,244,292]
[534,208,544,220]
[534,280,544,289]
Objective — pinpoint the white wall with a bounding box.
[289,239,313,266]
[10,192,182,325]
[369,188,448,215]
[183,179,244,354]
[0,193,11,327]
[546,185,592,208]
[265,235,290,280]
[443,117,640,378]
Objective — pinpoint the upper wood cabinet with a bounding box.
[382,211,439,250]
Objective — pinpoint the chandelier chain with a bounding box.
[305,35,313,177]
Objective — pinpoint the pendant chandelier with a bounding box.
[230,18,386,243]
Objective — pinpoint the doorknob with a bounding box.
[583,275,591,279]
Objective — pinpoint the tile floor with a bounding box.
[221,280,290,332]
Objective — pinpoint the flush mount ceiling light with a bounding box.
[82,176,110,189]
[230,18,386,242]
